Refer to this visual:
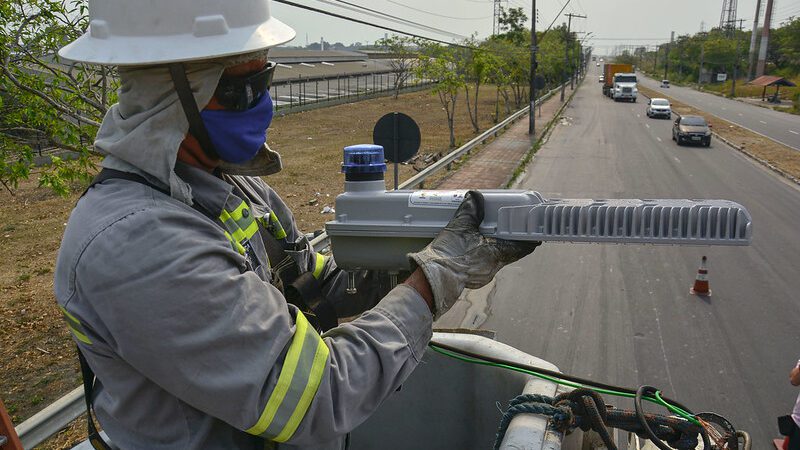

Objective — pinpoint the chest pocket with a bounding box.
[219,199,264,272]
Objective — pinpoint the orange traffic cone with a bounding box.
[690,256,711,297]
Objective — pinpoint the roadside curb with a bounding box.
[638,89,800,187]
[710,132,800,185]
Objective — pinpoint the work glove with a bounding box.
[408,191,540,319]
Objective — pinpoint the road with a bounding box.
[459,64,800,446]
[638,74,800,151]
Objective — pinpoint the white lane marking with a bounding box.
[656,137,662,142]
[759,120,767,124]
[790,130,799,135]
[645,123,651,129]
[673,156,681,163]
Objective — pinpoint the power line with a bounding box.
[541,0,572,37]
[383,0,492,20]
[319,0,468,40]
[275,0,467,45]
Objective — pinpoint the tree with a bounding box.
[0,0,113,195]
[416,43,464,148]
[376,35,419,100]
[458,37,495,133]
[497,7,528,46]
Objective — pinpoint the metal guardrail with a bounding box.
[15,387,84,449]
[16,83,566,449]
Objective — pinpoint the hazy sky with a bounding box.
[271,0,800,53]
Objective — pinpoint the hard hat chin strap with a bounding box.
[168,63,220,161]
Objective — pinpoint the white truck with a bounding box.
[612,72,638,102]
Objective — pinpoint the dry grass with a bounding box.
[0,85,512,449]
[640,85,800,180]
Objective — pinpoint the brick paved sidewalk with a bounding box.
[437,85,573,189]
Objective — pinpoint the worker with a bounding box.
[53,1,539,449]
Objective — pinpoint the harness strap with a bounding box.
[168,63,220,161]
[77,348,113,450]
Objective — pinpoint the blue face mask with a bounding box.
[200,89,274,164]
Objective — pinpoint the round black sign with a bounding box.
[373,112,421,163]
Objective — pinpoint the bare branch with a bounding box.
[0,65,102,127]
[0,179,15,196]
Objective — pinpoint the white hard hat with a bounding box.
[59,0,295,66]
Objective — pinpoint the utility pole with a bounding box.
[653,45,659,72]
[561,13,586,101]
[731,19,745,97]
[756,0,774,77]
[698,42,705,85]
[664,31,674,81]
[528,0,537,135]
[747,0,762,79]
[493,0,507,35]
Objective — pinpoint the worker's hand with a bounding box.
[408,191,540,319]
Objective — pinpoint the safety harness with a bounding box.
[73,168,338,449]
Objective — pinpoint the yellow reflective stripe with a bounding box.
[312,253,325,279]
[223,231,246,255]
[59,305,80,324]
[269,211,287,240]
[221,202,258,244]
[247,311,313,436]
[228,201,249,221]
[242,219,259,240]
[273,338,330,442]
[69,326,92,345]
[59,306,92,344]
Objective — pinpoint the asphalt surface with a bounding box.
[473,65,800,446]
[638,74,800,151]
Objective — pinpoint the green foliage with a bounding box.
[637,19,800,89]
[771,18,800,75]
[416,42,465,148]
[497,7,528,46]
[0,0,112,195]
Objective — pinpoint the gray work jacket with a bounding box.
[54,163,433,449]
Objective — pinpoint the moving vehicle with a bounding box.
[598,75,604,83]
[661,79,670,88]
[612,72,638,102]
[646,98,671,119]
[672,115,712,146]
[601,63,633,97]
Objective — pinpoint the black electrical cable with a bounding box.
[540,0,572,39]
[274,0,469,48]
[634,386,712,450]
[384,0,492,21]
[635,385,673,450]
[429,340,694,414]
[321,0,467,40]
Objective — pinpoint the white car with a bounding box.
[646,98,671,119]
[598,75,604,83]
[661,79,670,88]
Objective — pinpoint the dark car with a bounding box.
[672,115,711,147]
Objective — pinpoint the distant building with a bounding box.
[269,48,396,82]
